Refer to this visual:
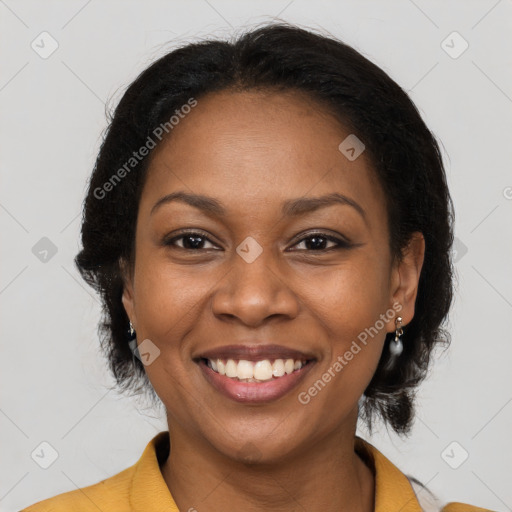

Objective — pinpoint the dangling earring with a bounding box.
[128,321,139,364]
[389,316,403,357]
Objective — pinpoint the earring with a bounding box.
[389,316,403,356]
[129,321,135,338]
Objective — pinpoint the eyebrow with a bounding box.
[150,190,367,224]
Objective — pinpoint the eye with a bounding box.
[163,230,351,252]
[290,232,351,252]
[164,231,219,251]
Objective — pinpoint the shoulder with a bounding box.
[355,436,496,512]
[442,504,496,512]
[409,477,495,512]
[21,464,135,511]
[21,431,172,512]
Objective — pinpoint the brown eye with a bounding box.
[164,231,219,250]
[291,232,351,252]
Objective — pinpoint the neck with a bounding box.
[161,418,375,512]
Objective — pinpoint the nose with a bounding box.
[211,250,300,328]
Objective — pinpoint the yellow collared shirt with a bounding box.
[22,432,494,511]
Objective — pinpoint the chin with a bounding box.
[211,431,305,466]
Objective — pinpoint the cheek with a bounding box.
[130,256,216,400]
[132,251,217,342]
[305,258,390,384]
[305,254,390,330]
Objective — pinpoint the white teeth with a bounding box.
[272,359,285,377]
[237,360,254,379]
[225,359,238,378]
[254,360,273,381]
[206,357,307,381]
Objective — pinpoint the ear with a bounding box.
[387,232,425,330]
[120,257,137,329]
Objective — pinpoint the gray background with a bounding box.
[1,1,511,510]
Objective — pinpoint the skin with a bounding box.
[122,89,425,511]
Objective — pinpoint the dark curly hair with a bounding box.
[75,22,454,435]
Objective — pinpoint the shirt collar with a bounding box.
[130,431,179,511]
[130,431,423,511]
[355,435,423,512]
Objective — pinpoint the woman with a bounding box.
[23,23,494,512]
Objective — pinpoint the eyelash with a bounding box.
[163,230,351,252]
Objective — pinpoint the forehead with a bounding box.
[140,89,386,227]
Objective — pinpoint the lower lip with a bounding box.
[197,359,315,403]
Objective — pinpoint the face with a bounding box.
[122,89,424,463]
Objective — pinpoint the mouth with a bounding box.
[200,357,311,382]
[194,345,317,403]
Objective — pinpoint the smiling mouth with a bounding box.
[199,357,313,383]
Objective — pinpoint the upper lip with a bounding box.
[196,344,316,362]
